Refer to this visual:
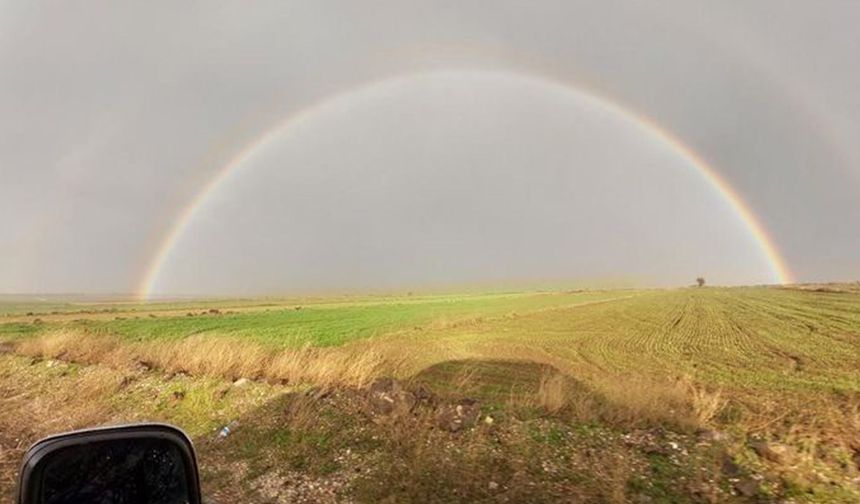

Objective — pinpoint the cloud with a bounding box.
[1,1,857,293]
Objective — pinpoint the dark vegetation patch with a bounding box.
[197,377,750,503]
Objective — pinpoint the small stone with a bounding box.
[436,398,480,432]
[233,378,250,387]
[698,429,729,443]
[484,415,494,425]
[135,360,153,372]
[413,384,436,404]
[488,481,499,490]
[749,440,787,463]
[367,378,415,416]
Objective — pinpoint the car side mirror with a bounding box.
[17,423,202,504]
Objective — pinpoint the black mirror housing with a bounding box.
[17,423,202,504]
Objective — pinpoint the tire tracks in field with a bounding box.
[732,290,860,373]
[360,292,649,377]
[514,293,659,375]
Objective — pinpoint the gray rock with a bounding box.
[436,398,480,432]
[367,378,415,416]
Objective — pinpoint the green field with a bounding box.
[1,286,859,502]
[1,291,628,344]
[92,290,632,346]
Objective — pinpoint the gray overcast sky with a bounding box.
[1,1,858,295]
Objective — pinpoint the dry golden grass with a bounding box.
[13,330,390,389]
[684,378,727,426]
[536,370,568,414]
[147,335,272,380]
[16,330,124,365]
[0,359,120,439]
[494,364,726,430]
[13,331,733,431]
[588,374,726,428]
[544,373,728,430]
[266,345,387,388]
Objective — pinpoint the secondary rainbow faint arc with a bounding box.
[137,69,793,300]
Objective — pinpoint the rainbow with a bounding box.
[137,69,792,300]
